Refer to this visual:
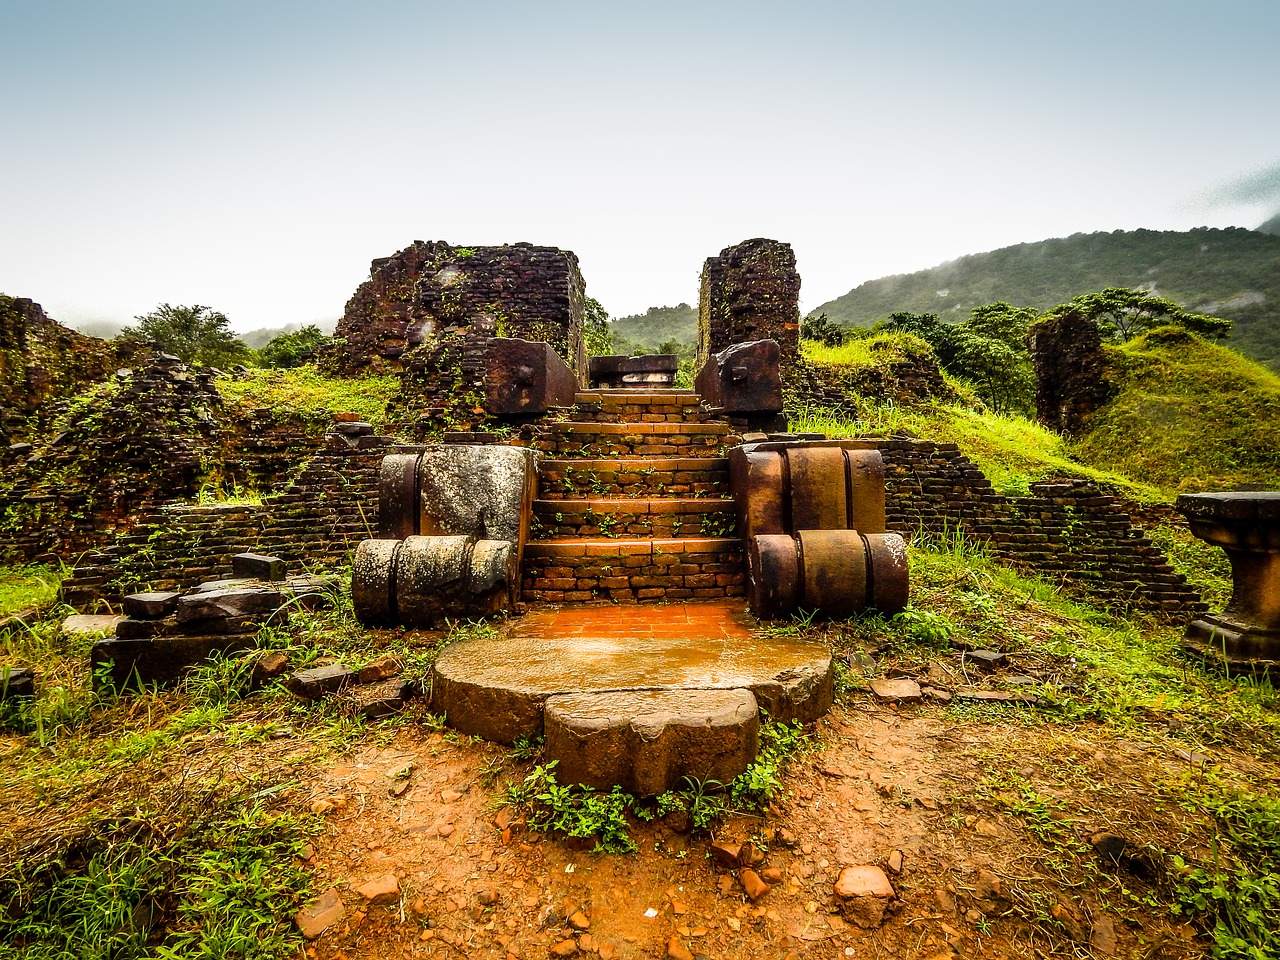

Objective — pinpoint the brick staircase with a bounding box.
[522,389,746,603]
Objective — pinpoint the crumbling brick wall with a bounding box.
[330,241,586,380]
[876,438,1203,617]
[698,239,801,368]
[61,444,388,607]
[0,354,224,561]
[0,295,123,443]
[1027,309,1115,436]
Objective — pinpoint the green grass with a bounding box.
[216,366,399,429]
[1075,327,1280,492]
[821,534,1280,958]
[787,400,1169,502]
[0,564,65,618]
[799,330,935,368]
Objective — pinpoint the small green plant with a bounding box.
[503,761,637,854]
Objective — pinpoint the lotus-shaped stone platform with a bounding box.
[430,601,833,794]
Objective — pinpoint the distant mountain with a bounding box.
[1258,211,1280,236]
[811,227,1280,371]
[609,303,697,353]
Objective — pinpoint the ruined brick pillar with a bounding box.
[698,239,801,368]
[331,242,586,382]
[1027,308,1114,436]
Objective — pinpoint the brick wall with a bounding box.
[876,438,1204,616]
[699,239,801,368]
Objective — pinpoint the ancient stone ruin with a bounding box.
[0,236,1220,791]
[1177,492,1280,675]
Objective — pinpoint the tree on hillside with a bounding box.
[1045,287,1231,343]
[118,304,252,368]
[259,324,332,368]
[881,306,1035,414]
[583,296,613,356]
[800,312,847,347]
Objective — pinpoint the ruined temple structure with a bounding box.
[698,239,801,369]
[3,234,1212,792]
[330,241,587,380]
[0,296,124,444]
[1026,308,1115,436]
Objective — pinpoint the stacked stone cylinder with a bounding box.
[730,441,910,619]
[351,445,537,627]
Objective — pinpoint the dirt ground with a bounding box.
[295,692,1209,960]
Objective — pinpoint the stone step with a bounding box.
[537,457,729,500]
[534,421,739,458]
[569,390,713,424]
[522,537,744,603]
[428,600,834,793]
[532,498,735,540]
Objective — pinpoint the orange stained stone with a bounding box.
[509,599,754,643]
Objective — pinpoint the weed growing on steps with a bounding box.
[497,717,811,854]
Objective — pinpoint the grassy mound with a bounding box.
[1076,327,1280,492]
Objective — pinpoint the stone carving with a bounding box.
[353,444,537,627]
[1176,492,1280,674]
[693,339,783,421]
[483,338,578,416]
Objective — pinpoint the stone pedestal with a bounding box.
[1176,492,1280,675]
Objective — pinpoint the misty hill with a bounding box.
[609,303,697,352]
[811,227,1280,371]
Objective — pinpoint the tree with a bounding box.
[1046,287,1231,343]
[259,324,331,368]
[583,296,614,357]
[800,312,847,347]
[119,303,252,367]
[881,307,1035,414]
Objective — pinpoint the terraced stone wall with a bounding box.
[699,239,800,368]
[877,438,1204,617]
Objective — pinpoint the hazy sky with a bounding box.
[3,0,1278,332]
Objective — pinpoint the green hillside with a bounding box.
[609,303,697,352]
[1077,326,1280,492]
[811,227,1280,371]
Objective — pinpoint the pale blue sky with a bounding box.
[2,0,1277,331]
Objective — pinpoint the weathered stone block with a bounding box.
[1,666,35,699]
[544,689,759,796]
[91,634,257,689]
[231,552,287,581]
[122,591,181,619]
[176,586,284,623]
[693,339,782,414]
[484,338,578,415]
[286,664,356,699]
